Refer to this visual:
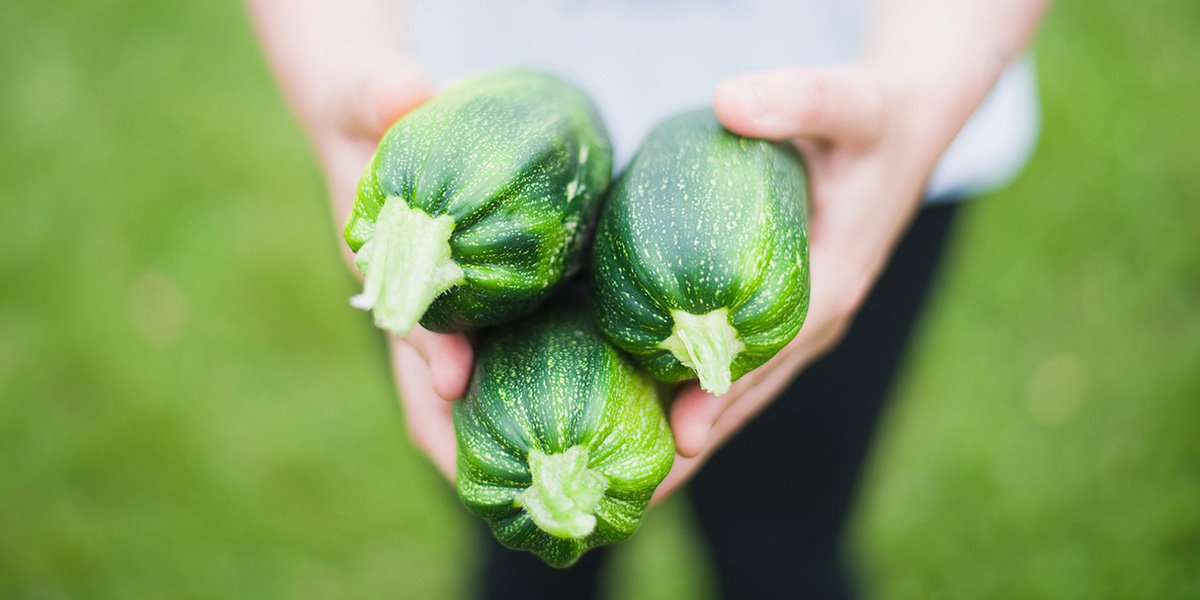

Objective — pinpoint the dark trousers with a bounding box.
[478,202,962,599]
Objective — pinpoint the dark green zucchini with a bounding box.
[591,109,810,395]
[454,304,674,568]
[345,69,612,335]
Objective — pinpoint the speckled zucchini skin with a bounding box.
[345,69,612,332]
[453,304,674,568]
[591,109,810,385]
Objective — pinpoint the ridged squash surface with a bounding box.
[345,69,612,334]
[454,305,674,567]
[591,109,810,394]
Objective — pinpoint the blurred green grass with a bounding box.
[0,0,1196,598]
[851,2,1200,598]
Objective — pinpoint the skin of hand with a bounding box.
[247,0,470,478]
[250,0,1047,495]
[653,66,933,502]
[329,71,470,481]
[653,0,1050,503]
[360,69,905,490]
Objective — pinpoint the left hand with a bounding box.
[299,58,471,481]
[653,65,949,503]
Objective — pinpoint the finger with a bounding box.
[667,341,794,458]
[651,453,701,505]
[654,359,804,505]
[341,65,433,139]
[710,353,805,438]
[391,338,457,481]
[714,67,883,145]
[653,381,766,505]
[405,327,474,400]
[655,338,819,503]
[668,383,722,458]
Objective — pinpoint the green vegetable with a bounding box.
[591,109,810,395]
[454,302,674,568]
[345,69,613,335]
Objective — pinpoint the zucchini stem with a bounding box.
[660,308,744,396]
[516,446,608,539]
[350,199,464,336]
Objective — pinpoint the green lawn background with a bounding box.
[1,0,1197,598]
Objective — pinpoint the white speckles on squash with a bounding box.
[591,108,810,387]
[343,70,614,331]
[454,308,674,568]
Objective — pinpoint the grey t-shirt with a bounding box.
[406,0,1039,199]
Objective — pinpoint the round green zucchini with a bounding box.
[345,69,612,335]
[454,303,674,568]
[591,109,810,395]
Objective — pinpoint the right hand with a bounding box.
[310,60,469,481]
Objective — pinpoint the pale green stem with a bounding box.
[350,199,465,336]
[515,446,609,539]
[659,308,745,396]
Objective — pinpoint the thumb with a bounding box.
[341,63,433,139]
[713,67,883,145]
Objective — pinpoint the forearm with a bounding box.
[246,0,411,134]
[864,0,1050,166]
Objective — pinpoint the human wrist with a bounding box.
[860,4,1049,179]
[861,59,983,193]
[246,0,424,145]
